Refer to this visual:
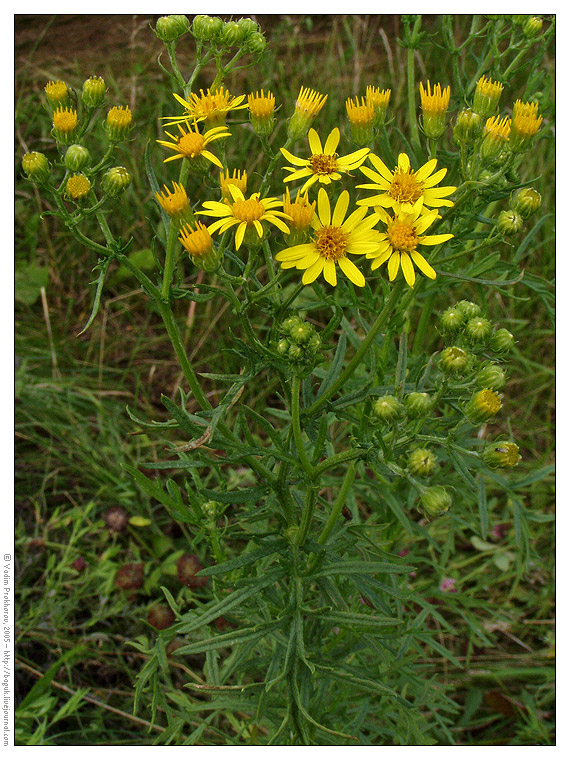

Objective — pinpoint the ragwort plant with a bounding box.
[21,14,554,745]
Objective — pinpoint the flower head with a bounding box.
[419,81,450,139]
[481,114,511,159]
[179,221,219,271]
[281,127,369,194]
[465,388,502,425]
[483,441,521,469]
[52,107,78,144]
[248,89,276,135]
[275,188,383,287]
[287,86,328,139]
[283,187,316,230]
[345,96,375,146]
[157,119,230,169]
[510,100,543,152]
[82,76,106,109]
[45,80,69,109]
[201,185,291,250]
[358,152,456,215]
[367,199,453,288]
[219,169,248,200]
[156,181,190,220]
[365,86,391,126]
[473,75,504,117]
[22,152,50,183]
[106,106,133,141]
[66,173,91,201]
[168,87,247,129]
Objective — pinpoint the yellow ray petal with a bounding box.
[323,259,337,286]
[420,233,454,246]
[410,250,437,279]
[317,188,331,226]
[332,191,350,227]
[302,257,325,284]
[323,128,340,155]
[308,128,323,155]
[400,252,416,288]
[387,252,400,281]
[338,256,365,287]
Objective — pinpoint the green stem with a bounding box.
[291,375,315,477]
[316,459,358,547]
[312,448,360,480]
[306,282,405,416]
[161,161,190,300]
[296,486,318,547]
[407,31,421,148]
[412,292,436,354]
[259,138,291,197]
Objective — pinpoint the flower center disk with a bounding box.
[232,198,265,223]
[310,154,338,175]
[314,225,349,260]
[178,132,205,156]
[387,220,418,252]
[390,169,423,204]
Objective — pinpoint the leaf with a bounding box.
[199,485,272,505]
[77,258,112,335]
[15,264,49,305]
[315,333,346,399]
[509,465,555,490]
[477,475,488,539]
[448,446,477,489]
[196,540,287,576]
[129,516,152,527]
[16,645,86,713]
[112,248,155,284]
[311,560,412,577]
[493,552,513,572]
[470,535,496,552]
[174,619,285,656]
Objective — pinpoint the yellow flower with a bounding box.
[106,106,133,141]
[367,199,453,289]
[346,96,375,147]
[287,86,328,139]
[481,114,511,159]
[472,75,504,117]
[365,86,391,126]
[510,100,543,151]
[248,89,276,136]
[156,182,190,217]
[156,119,230,167]
[167,87,247,128]
[281,128,369,194]
[179,221,219,270]
[200,185,291,250]
[358,152,456,214]
[66,174,91,201]
[45,80,69,109]
[220,169,248,199]
[419,81,451,139]
[283,187,315,230]
[275,188,383,287]
[52,107,78,143]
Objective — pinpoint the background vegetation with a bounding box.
[15,14,554,745]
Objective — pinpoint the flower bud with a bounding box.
[419,81,451,140]
[289,321,314,345]
[440,346,472,376]
[248,90,275,136]
[277,338,290,356]
[345,96,375,147]
[106,105,133,142]
[221,21,244,46]
[440,305,465,333]
[476,363,506,390]
[44,80,70,110]
[405,391,433,418]
[280,315,303,335]
[288,343,303,361]
[497,209,523,235]
[202,16,224,41]
[455,300,481,320]
[288,87,328,140]
[522,16,543,37]
[511,187,541,218]
[472,76,504,118]
[465,388,502,425]
[365,86,391,127]
[453,108,482,143]
[490,328,515,354]
[465,316,493,345]
[64,144,91,172]
[482,441,521,469]
[238,18,259,36]
[65,173,91,202]
[420,486,452,518]
[81,76,106,109]
[179,221,220,271]
[192,15,212,40]
[102,166,131,197]
[372,395,404,423]
[22,151,50,183]
[247,32,267,55]
[201,500,219,520]
[408,447,437,477]
[155,15,190,42]
[52,107,79,144]
[481,115,511,161]
[307,333,321,354]
[156,182,194,226]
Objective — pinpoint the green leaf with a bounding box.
[196,539,287,576]
[17,645,86,713]
[112,248,155,283]
[77,258,112,335]
[448,446,477,489]
[15,264,49,306]
[477,475,488,539]
[315,333,346,399]
[199,485,272,505]
[174,619,285,656]
[311,560,412,577]
[470,535,496,552]
[509,465,554,489]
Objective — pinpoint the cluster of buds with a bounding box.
[189,15,266,55]
[439,299,515,355]
[496,186,542,237]
[372,390,435,426]
[276,315,321,374]
[154,14,190,43]
[345,87,391,147]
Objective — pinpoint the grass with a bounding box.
[15,14,554,745]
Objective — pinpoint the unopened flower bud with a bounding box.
[238,18,259,36]
[155,15,190,42]
[22,151,50,183]
[497,209,523,235]
[192,15,212,40]
[405,391,433,418]
[221,21,244,46]
[307,333,321,354]
[373,394,404,423]
[472,75,504,118]
[66,173,91,202]
[202,16,224,41]
[440,346,472,376]
[465,388,502,424]
[476,363,507,390]
[455,300,481,320]
[247,32,267,55]
[44,80,70,110]
[248,90,275,136]
[289,322,313,345]
[52,107,79,144]
[440,305,465,333]
[511,187,541,218]
[281,315,303,335]
[81,76,106,109]
[482,441,521,469]
[201,500,219,520]
[106,105,133,142]
[490,328,515,354]
[277,338,290,356]
[419,81,450,140]
[102,166,131,197]
[465,316,493,344]
[523,16,543,37]
[453,108,482,143]
[288,86,328,140]
[64,144,91,172]
[420,486,452,518]
[288,343,303,361]
[179,221,219,271]
[408,447,437,477]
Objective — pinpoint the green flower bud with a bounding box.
[65,173,91,202]
[277,338,290,356]
[221,21,245,46]
[453,108,482,144]
[465,388,502,425]
[280,316,303,335]
[420,486,452,518]
[102,166,131,197]
[511,187,541,218]
[440,346,472,376]
[246,32,267,55]
[372,395,404,423]
[237,18,259,36]
[307,333,321,354]
[440,305,465,333]
[192,15,213,40]
[201,500,219,520]
[455,300,481,320]
[22,151,50,183]
[497,209,523,235]
[203,16,224,41]
[523,16,543,37]
[490,328,515,354]
[288,343,303,361]
[476,363,507,390]
[482,441,521,469]
[408,448,437,477]
[289,322,313,345]
[155,15,190,42]
[64,144,91,172]
[81,76,106,109]
[405,391,433,418]
[465,316,493,345]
